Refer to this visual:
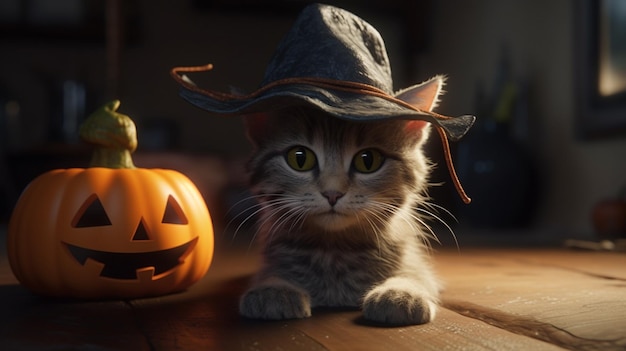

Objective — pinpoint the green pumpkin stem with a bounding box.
[79,100,137,169]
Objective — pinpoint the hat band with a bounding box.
[171,64,471,204]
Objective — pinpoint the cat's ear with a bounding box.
[243,112,270,147]
[396,76,444,143]
[395,75,446,112]
[405,120,428,134]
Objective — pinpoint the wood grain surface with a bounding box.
[1,229,624,350]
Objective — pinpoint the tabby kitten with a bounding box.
[238,76,445,326]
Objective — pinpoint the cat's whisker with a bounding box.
[227,199,284,241]
[401,210,434,246]
[414,205,459,252]
[224,193,285,233]
[409,213,439,252]
[265,204,306,242]
[224,193,289,230]
[247,196,309,250]
[225,202,264,241]
[249,211,282,251]
[232,196,295,245]
[359,200,427,259]
[356,210,385,257]
[421,200,459,224]
[229,205,264,244]
[224,193,274,216]
[288,206,309,233]
[400,206,441,249]
[369,199,440,251]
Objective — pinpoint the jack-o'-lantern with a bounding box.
[8,100,214,299]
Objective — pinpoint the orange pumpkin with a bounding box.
[7,101,214,299]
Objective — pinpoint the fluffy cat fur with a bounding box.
[238,76,446,326]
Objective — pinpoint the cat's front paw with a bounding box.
[239,281,311,320]
[362,279,437,326]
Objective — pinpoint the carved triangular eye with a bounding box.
[73,194,112,228]
[162,195,188,225]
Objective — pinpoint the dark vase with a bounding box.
[455,120,536,229]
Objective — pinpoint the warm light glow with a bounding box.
[599,0,626,97]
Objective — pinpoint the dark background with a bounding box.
[1,0,625,245]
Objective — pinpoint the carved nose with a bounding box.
[132,220,151,241]
[322,190,344,206]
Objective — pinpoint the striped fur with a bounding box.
[239,107,441,325]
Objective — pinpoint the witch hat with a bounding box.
[171,3,475,203]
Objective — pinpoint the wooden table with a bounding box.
[1,228,625,350]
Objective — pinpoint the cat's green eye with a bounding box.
[353,149,385,173]
[286,146,317,171]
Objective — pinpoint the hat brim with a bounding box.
[178,82,475,142]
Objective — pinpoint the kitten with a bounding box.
[238,76,445,326]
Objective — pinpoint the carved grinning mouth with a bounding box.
[64,238,198,280]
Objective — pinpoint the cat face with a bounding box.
[246,108,431,234]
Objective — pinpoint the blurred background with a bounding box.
[1,0,625,247]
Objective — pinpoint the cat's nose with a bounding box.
[322,190,344,206]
